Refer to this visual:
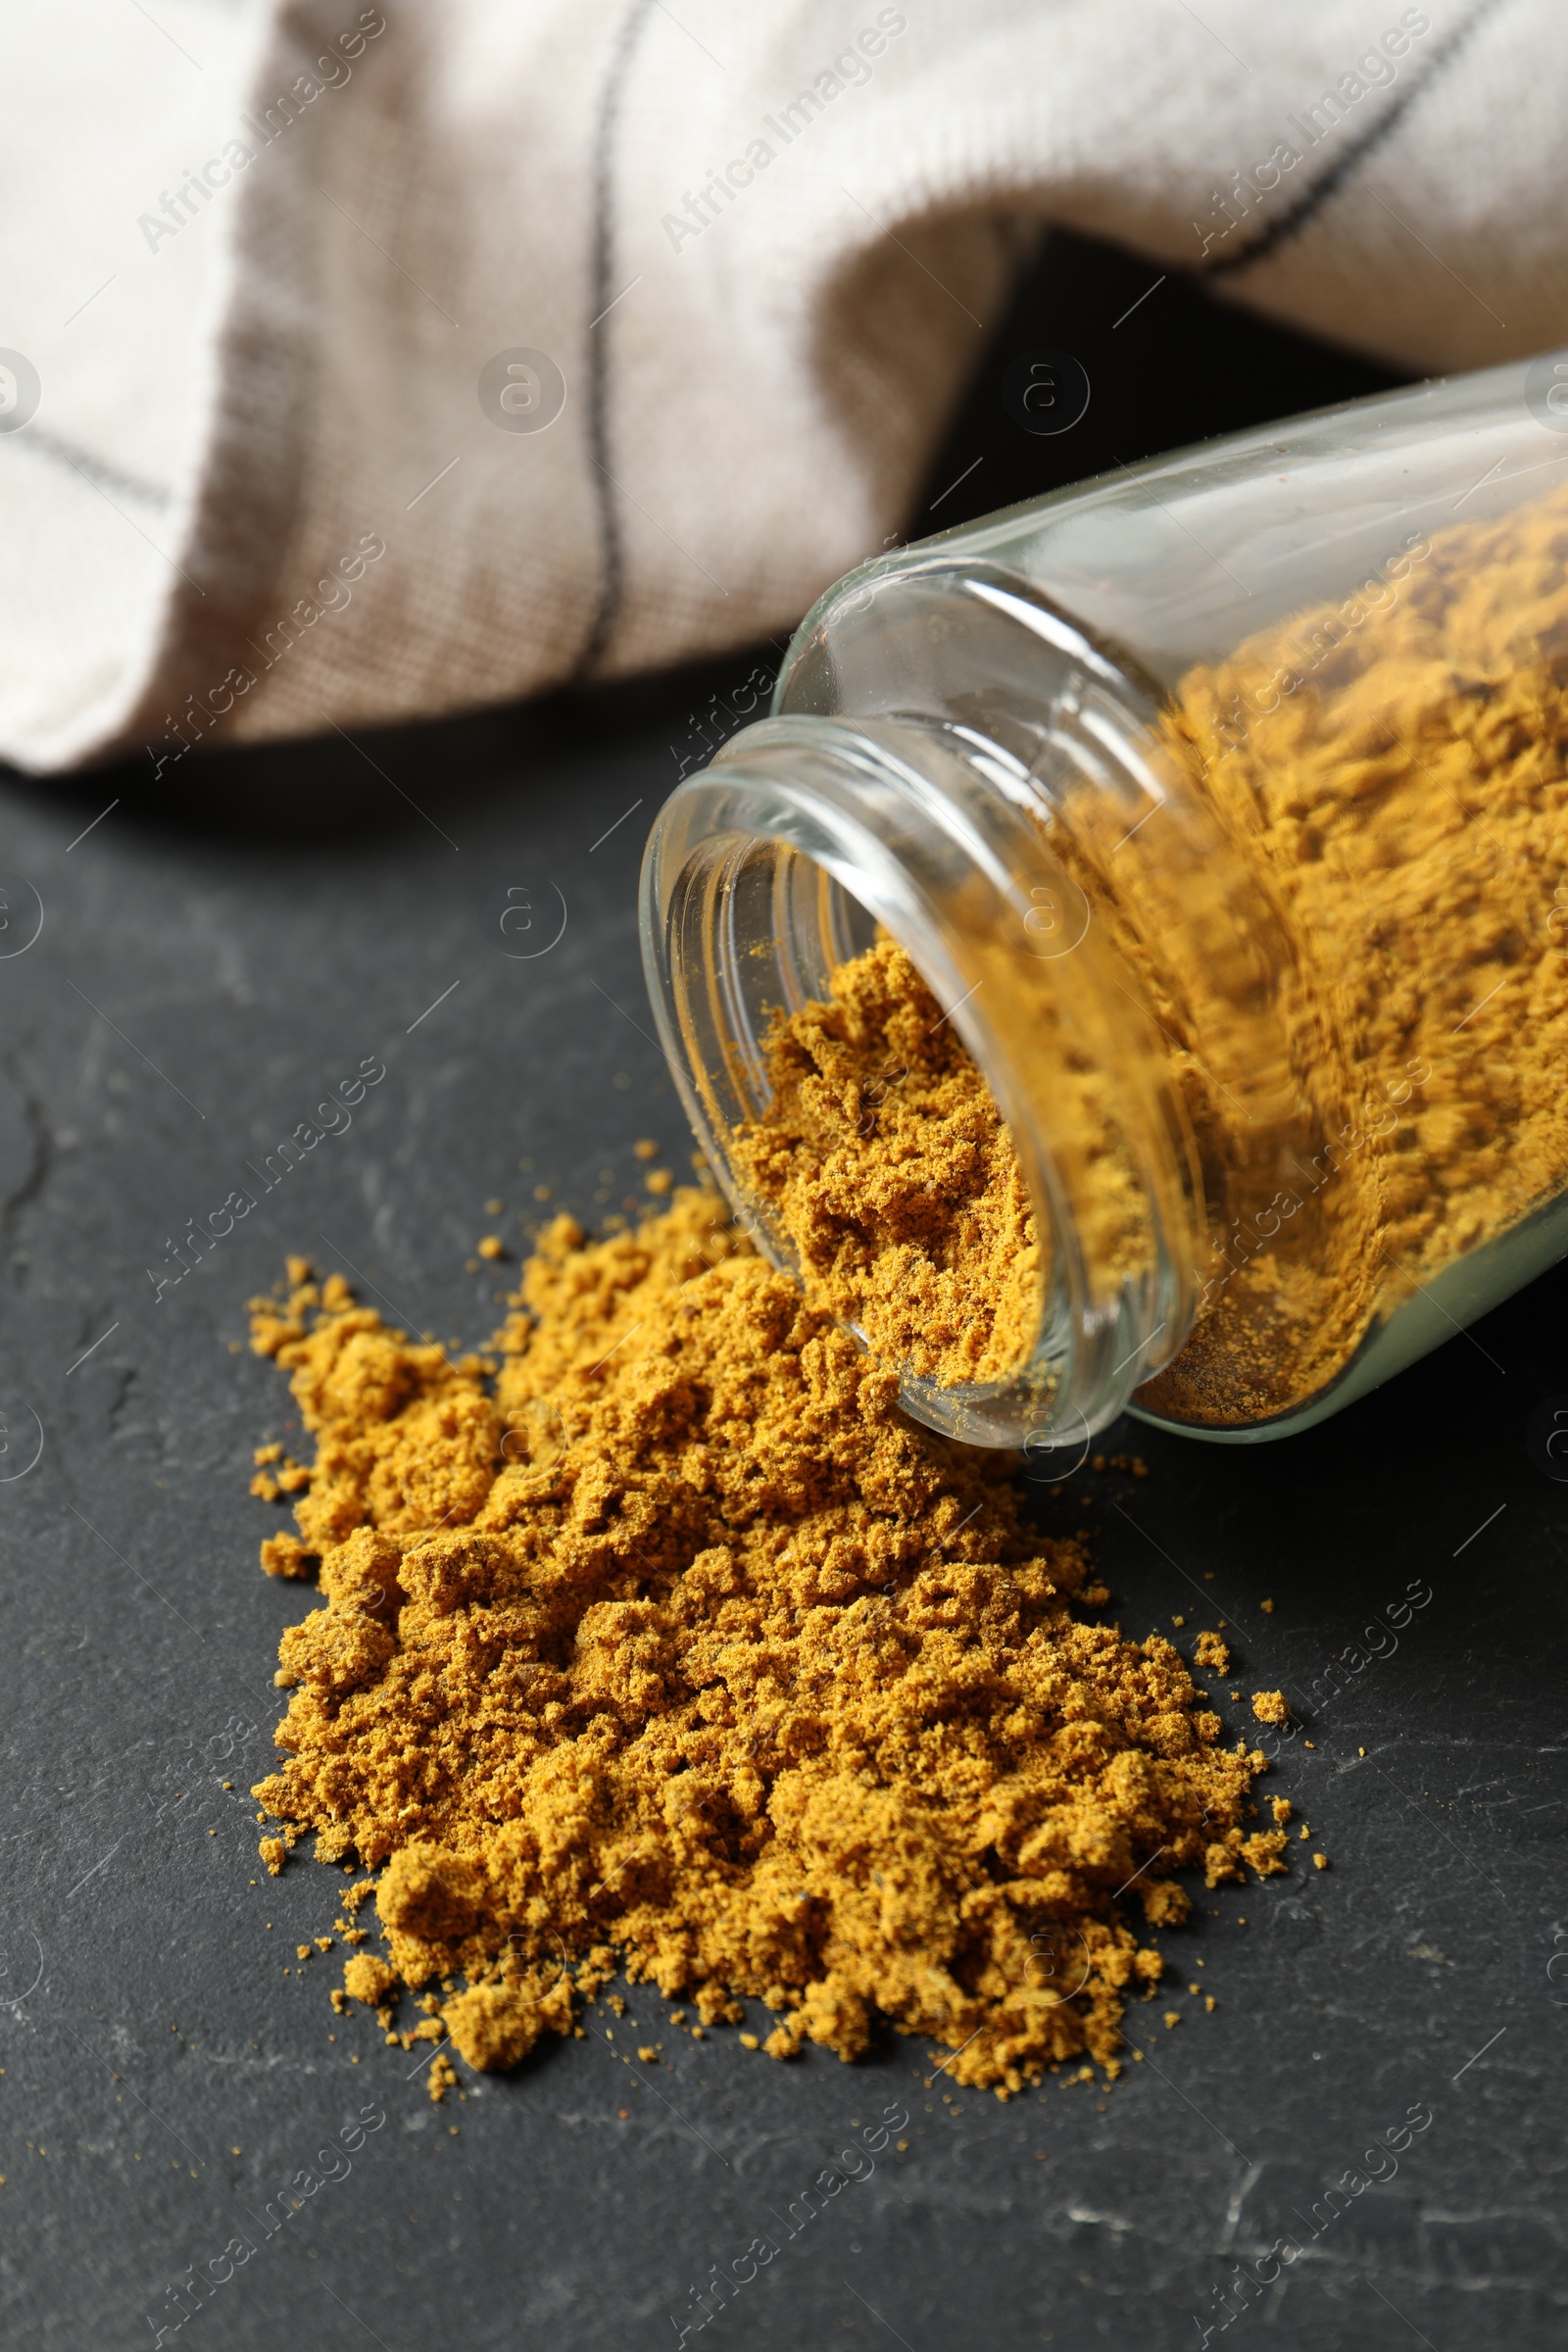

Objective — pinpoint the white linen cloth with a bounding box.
[0,0,1557,773]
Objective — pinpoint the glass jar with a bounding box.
[641,354,1568,1448]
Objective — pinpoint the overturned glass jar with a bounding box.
[642,355,1568,1447]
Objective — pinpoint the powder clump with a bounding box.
[247,1192,1271,2093]
[342,1953,397,2006]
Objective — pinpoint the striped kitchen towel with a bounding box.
[0,0,1554,772]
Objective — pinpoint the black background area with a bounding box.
[0,231,1561,2351]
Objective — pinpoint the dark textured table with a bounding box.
[2,234,1563,2352]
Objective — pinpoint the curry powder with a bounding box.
[247,1194,1279,2093]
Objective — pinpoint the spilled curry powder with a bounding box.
[733,483,1568,1423]
[248,1192,1279,2094]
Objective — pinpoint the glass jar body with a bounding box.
[643,355,1568,1446]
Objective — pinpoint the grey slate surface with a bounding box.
[1,233,1563,2350]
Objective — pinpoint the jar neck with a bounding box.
[640,696,1206,1448]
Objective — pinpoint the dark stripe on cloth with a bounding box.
[1207,0,1509,279]
[575,0,661,678]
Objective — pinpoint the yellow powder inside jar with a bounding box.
[731,481,1568,1424]
[729,937,1040,1389]
[1143,479,1568,1419]
[246,1196,1278,2094]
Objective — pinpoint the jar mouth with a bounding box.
[639,711,1195,1448]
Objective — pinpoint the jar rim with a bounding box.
[640,709,1196,1447]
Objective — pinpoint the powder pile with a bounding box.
[732,483,1568,1426]
[730,938,1039,1389]
[247,1192,1278,2094]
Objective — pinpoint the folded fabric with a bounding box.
[0,0,1557,774]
